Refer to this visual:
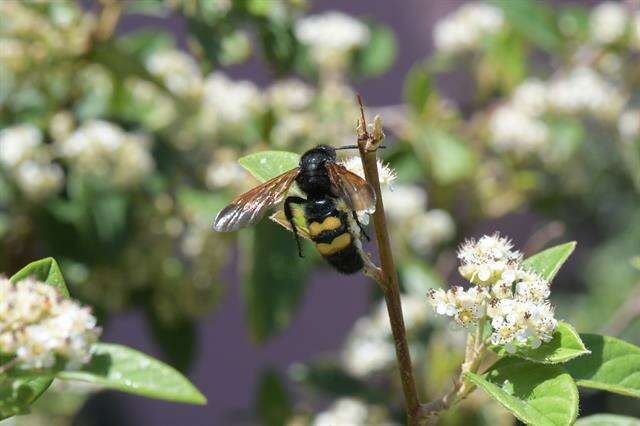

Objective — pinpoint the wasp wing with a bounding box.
[213,168,299,232]
[326,162,376,212]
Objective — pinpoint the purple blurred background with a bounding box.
[78,1,598,425]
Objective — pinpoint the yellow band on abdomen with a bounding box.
[308,216,342,237]
[316,233,352,255]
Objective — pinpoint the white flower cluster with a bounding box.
[0,277,101,369]
[294,11,370,70]
[266,79,314,113]
[340,156,397,190]
[377,183,454,255]
[312,398,369,426]
[618,109,640,140]
[433,2,504,54]
[201,72,263,124]
[341,295,427,378]
[59,120,154,187]
[589,2,633,45]
[547,67,626,121]
[427,233,558,353]
[0,124,64,200]
[489,68,626,155]
[145,49,202,98]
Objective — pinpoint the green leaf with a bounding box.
[523,242,576,282]
[403,63,432,114]
[575,414,640,426]
[9,257,69,297]
[491,321,589,364]
[255,368,292,426]
[240,221,312,343]
[238,151,300,182]
[563,334,640,398]
[466,357,579,426]
[416,126,475,184]
[352,21,397,77]
[58,343,207,405]
[488,0,561,51]
[117,28,175,60]
[0,374,55,420]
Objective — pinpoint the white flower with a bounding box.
[14,160,64,200]
[489,299,556,350]
[267,79,314,112]
[512,79,548,117]
[146,49,202,97]
[618,109,640,140]
[202,72,263,124]
[427,286,487,327]
[340,156,397,189]
[295,12,370,70]
[0,277,101,369]
[341,318,395,378]
[59,120,154,186]
[547,67,625,121]
[457,233,522,285]
[514,269,551,303]
[205,160,246,189]
[433,2,504,54]
[313,398,369,426]
[489,104,550,155]
[381,184,427,222]
[295,12,369,51]
[589,2,628,44]
[0,124,42,168]
[407,209,455,254]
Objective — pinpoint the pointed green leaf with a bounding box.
[9,257,69,297]
[58,343,206,405]
[563,334,640,398]
[0,374,55,420]
[491,321,589,364]
[238,151,300,183]
[575,414,640,426]
[466,357,579,426]
[523,242,576,282]
[255,368,292,426]
[352,21,397,77]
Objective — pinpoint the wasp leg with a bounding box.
[284,196,307,258]
[352,211,370,241]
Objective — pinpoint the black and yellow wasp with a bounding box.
[213,145,375,274]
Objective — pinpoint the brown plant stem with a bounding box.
[355,96,421,425]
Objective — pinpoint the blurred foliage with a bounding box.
[1,0,640,424]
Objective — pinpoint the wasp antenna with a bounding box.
[334,145,359,151]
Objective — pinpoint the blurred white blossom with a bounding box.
[512,79,548,117]
[632,12,640,49]
[267,79,314,112]
[14,160,64,200]
[433,2,504,54]
[295,11,370,70]
[146,49,202,98]
[205,159,246,189]
[59,120,154,186]
[202,72,263,124]
[407,209,455,254]
[312,398,369,426]
[0,124,42,168]
[0,277,101,369]
[618,109,640,140]
[381,184,427,222]
[489,104,550,155]
[547,67,625,121]
[589,2,628,44]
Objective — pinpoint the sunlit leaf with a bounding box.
[352,21,397,77]
[9,257,69,298]
[238,151,300,182]
[575,414,640,426]
[58,343,206,405]
[466,357,579,426]
[523,242,576,282]
[563,334,640,398]
[403,63,432,114]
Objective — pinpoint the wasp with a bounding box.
[213,145,375,274]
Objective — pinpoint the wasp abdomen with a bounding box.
[306,204,364,274]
